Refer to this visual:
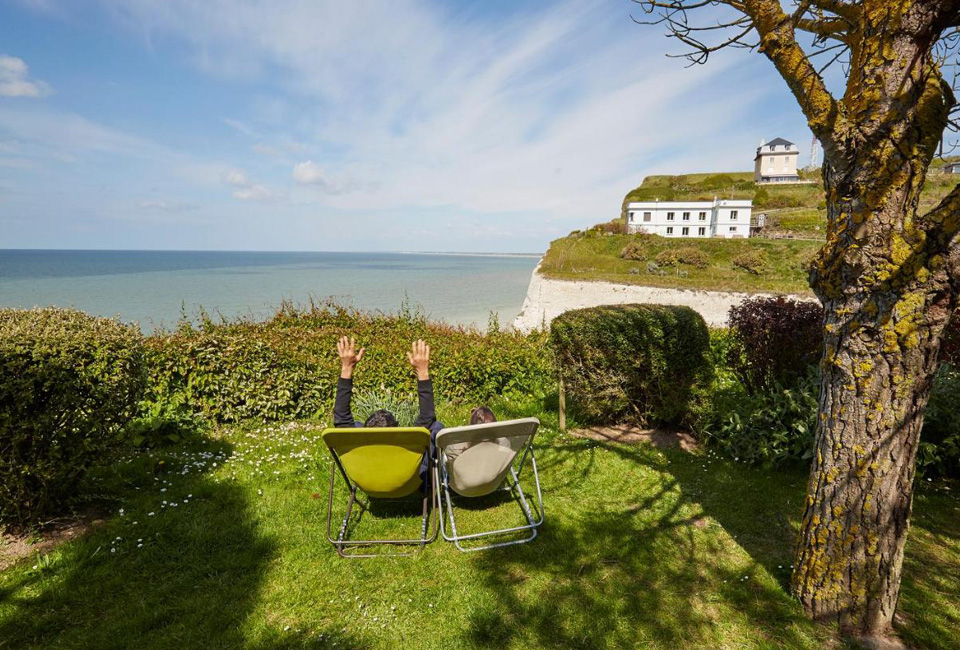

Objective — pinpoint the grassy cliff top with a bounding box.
[540,231,821,294]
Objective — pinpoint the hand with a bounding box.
[337,336,365,379]
[407,339,430,381]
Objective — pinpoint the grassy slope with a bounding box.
[541,232,822,294]
[543,168,960,293]
[1,398,957,649]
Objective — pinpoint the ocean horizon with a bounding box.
[0,249,540,334]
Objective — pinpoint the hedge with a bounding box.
[0,308,146,529]
[145,302,554,423]
[550,304,712,425]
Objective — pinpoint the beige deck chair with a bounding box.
[433,417,543,551]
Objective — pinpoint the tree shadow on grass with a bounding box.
[0,436,368,650]
[465,437,839,650]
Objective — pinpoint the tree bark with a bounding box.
[792,87,959,636]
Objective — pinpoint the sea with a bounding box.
[0,250,540,334]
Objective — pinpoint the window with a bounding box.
[628,212,634,222]
[666,227,674,235]
[681,227,689,236]
[643,211,652,222]
[698,227,706,236]
[682,212,690,221]
[729,226,737,232]
[699,211,707,221]
[666,212,675,221]
[730,210,738,220]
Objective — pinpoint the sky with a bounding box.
[0,0,814,253]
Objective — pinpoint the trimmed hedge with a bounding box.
[550,304,712,425]
[145,302,553,423]
[0,308,146,529]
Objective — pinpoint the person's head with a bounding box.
[470,405,497,425]
[365,409,398,428]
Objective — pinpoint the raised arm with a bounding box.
[333,336,364,428]
[407,339,436,429]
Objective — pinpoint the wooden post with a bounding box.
[558,376,566,433]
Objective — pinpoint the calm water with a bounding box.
[0,250,540,334]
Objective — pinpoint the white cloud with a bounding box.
[71,0,784,222]
[291,160,342,192]
[0,55,53,98]
[223,167,276,202]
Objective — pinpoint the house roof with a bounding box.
[765,137,794,147]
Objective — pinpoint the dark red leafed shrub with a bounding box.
[941,311,960,366]
[727,296,823,391]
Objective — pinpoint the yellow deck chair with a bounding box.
[322,427,438,557]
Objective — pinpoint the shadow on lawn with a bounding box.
[0,436,367,650]
[465,438,829,650]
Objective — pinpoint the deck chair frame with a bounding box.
[323,428,438,558]
[434,419,544,552]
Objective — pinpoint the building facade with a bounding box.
[625,198,753,239]
[754,137,800,184]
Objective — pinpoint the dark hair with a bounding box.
[470,405,497,425]
[365,409,398,428]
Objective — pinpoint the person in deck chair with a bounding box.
[333,336,443,483]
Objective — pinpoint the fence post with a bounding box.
[558,376,566,433]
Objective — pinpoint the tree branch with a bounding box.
[743,0,846,158]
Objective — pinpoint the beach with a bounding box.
[512,260,819,331]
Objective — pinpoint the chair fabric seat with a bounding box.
[322,428,430,498]
[436,418,539,498]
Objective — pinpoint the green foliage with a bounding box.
[352,387,419,427]
[121,395,206,449]
[620,241,648,261]
[694,370,819,467]
[675,246,709,269]
[0,308,146,529]
[731,250,768,275]
[655,249,681,267]
[550,304,712,425]
[918,364,960,478]
[753,187,771,206]
[146,301,553,424]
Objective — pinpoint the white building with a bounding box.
[625,198,753,239]
[754,137,800,184]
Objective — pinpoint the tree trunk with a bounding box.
[792,156,958,636]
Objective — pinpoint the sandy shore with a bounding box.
[512,260,817,331]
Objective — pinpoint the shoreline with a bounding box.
[512,258,819,331]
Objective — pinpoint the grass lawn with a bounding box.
[1,398,957,650]
[541,232,822,294]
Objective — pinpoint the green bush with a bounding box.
[620,241,648,261]
[655,249,681,267]
[550,304,712,425]
[918,364,960,477]
[732,251,768,275]
[675,247,709,269]
[146,302,553,423]
[695,370,818,467]
[0,308,146,529]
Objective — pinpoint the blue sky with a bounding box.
[0,0,813,253]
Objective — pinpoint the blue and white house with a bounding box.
[625,198,753,239]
